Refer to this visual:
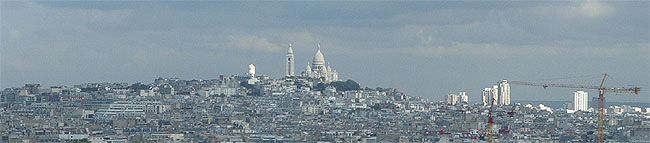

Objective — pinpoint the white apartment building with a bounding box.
[574,91,589,112]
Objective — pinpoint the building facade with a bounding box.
[302,44,339,82]
[459,92,468,103]
[574,90,589,111]
[447,94,459,105]
[483,85,500,106]
[482,88,496,106]
[498,80,510,105]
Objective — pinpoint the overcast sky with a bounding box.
[2,1,648,103]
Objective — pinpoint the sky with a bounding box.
[1,1,649,103]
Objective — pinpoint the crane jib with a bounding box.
[508,81,640,94]
[504,73,639,143]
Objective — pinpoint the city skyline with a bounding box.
[2,1,648,103]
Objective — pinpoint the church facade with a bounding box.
[285,44,339,83]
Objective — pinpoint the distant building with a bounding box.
[482,88,495,106]
[139,88,156,96]
[482,88,489,106]
[591,96,600,110]
[96,102,145,117]
[50,86,63,93]
[95,101,169,117]
[459,92,468,103]
[498,80,510,105]
[447,94,459,105]
[248,64,257,84]
[286,44,295,77]
[574,91,588,112]
[483,85,499,106]
[198,86,237,97]
[24,84,41,95]
[564,102,573,110]
[302,44,339,82]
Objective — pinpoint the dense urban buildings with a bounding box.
[1,45,648,143]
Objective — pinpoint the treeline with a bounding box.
[314,80,360,91]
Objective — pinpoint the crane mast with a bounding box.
[597,74,607,143]
[507,73,639,143]
[487,97,495,143]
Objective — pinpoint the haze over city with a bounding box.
[2,1,648,103]
[3,1,650,143]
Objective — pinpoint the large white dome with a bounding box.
[312,45,325,66]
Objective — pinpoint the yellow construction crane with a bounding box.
[508,73,640,143]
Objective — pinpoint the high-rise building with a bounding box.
[459,92,468,103]
[498,80,510,105]
[447,94,459,105]
[574,91,589,111]
[482,88,495,106]
[286,44,295,77]
[591,96,600,110]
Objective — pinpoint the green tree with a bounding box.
[324,80,360,91]
[314,83,327,91]
[129,83,150,91]
[344,80,360,91]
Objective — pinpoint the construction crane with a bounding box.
[486,95,496,143]
[507,73,640,143]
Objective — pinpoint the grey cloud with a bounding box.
[1,1,647,103]
[221,35,282,52]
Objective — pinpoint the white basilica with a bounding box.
[285,44,339,82]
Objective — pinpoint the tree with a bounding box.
[129,83,150,91]
[314,83,327,91]
[315,80,360,91]
[344,80,360,90]
[332,80,360,91]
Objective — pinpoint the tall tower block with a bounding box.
[498,80,510,105]
[286,43,295,77]
[574,91,588,111]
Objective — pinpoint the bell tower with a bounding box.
[286,43,295,77]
